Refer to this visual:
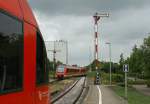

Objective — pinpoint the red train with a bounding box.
[0,0,50,104]
[56,64,87,79]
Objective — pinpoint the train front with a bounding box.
[56,65,65,79]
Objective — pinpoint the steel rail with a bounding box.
[51,77,86,104]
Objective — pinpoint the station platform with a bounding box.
[83,79,124,104]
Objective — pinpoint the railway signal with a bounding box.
[94,72,100,85]
[46,40,68,70]
[93,12,109,71]
[123,64,129,104]
[93,12,109,85]
[48,41,61,70]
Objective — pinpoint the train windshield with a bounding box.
[57,65,64,72]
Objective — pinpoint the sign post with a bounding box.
[123,64,129,104]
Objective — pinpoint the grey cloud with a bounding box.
[28,0,150,65]
[28,0,150,16]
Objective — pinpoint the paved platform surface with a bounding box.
[83,85,99,104]
[101,85,124,104]
[132,85,150,96]
[82,78,124,104]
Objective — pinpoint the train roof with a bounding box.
[0,0,37,26]
[57,64,83,70]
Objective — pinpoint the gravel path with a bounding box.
[132,85,150,96]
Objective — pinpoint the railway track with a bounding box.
[51,77,87,104]
[49,75,86,84]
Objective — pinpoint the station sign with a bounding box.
[123,64,129,72]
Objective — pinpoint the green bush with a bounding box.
[87,71,97,77]
[112,74,124,83]
[117,83,125,87]
[101,72,124,84]
[128,80,146,85]
[146,79,150,87]
[49,71,56,78]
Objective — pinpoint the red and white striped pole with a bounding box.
[93,12,109,71]
[93,13,100,70]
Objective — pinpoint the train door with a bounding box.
[35,31,49,104]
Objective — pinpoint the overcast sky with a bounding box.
[28,0,150,66]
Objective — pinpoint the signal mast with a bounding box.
[93,12,109,71]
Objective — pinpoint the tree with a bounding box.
[142,36,150,78]
[129,45,144,79]
[47,58,54,71]
[123,36,150,79]
[90,59,101,71]
[100,61,110,73]
[118,53,124,73]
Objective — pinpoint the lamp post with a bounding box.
[89,46,92,72]
[106,42,112,85]
[66,41,68,65]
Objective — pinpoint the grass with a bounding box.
[49,71,56,78]
[86,71,97,77]
[87,71,123,84]
[50,79,75,94]
[112,86,150,104]
[101,72,110,84]
[87,71,150,104]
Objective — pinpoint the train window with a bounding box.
[0,11,23,94]
[36,31,48,85]
[57,65,64,72]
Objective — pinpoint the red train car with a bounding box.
[56,64,86,79]
[0,0,50,104]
